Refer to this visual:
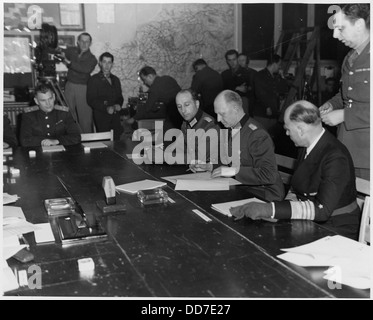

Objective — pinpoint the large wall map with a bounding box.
[95,3,235,101]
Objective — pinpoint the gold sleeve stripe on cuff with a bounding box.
[290,200,315,220]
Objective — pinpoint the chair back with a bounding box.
[356,177,370,245]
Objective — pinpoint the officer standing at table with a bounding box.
[20,83,81,147]
[320,4,370,180]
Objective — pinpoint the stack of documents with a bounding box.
[162,172,241,191]
[115,179,167,194]
[277,235,371,289]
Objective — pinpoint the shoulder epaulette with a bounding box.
[23,106,39,113]
[54,105,70,112]
[203,117,212,123]
[248,123,257,131]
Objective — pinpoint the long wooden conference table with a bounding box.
[3,140,370,299]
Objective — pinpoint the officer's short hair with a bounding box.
[225,49,239,60]
[99,52,114,62]
[343,4,370,29]
[192,59,207,71]
[78,32,92,42]
[34,83,54,95]
[222,90,243,110]
[139,66,156,77]
[177,88,199,102]
[288,100,321,126]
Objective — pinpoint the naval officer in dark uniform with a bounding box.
[231,100,360,240]
[20,83,81,147]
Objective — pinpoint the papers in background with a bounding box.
[42,145,66,152]
[211,198,265,217]
[175,179,229,191]
[277,235,371,289]
[115,179,167,194]
[3,193,20,205]
[162,172,242,186]
[82,142,108,149]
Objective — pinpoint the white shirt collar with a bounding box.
[306,128,325,158]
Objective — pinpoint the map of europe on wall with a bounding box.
[93,3,235,100]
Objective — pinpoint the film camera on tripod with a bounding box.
[34,23,69,107]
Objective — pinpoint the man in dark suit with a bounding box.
[87,52,124,140]
[191,59,223,118]
[231,100,360,240]
[133,66,182,129]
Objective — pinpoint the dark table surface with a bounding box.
[3,140,370,298]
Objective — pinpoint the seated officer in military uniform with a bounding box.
[20,83,81,147]
[210,90,284,202]
[231,100,360,240]
[160,89,220,169]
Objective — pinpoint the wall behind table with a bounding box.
[80,3,235,102]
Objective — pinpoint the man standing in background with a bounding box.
[61,32,97,133]
[87,52,124,140]
[191,59,223,118]
[320,3,370,180]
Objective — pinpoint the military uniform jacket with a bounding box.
[164,109,220,164]
[274,130,359,229]
[20,105,81,147]
[328,42,370,169]
[220,115,285,202]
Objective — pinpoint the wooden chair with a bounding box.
[275,153,296,185]
[81,130,114,142]
[356,177,370,245]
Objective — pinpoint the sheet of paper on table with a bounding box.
[3,206,40,238]
[277,235,371,289]
[3,193,20,205]
[175,179,230,191]
[162,172,241,186]
[2,258,19,293]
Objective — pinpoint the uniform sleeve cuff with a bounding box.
[273,201,292,219]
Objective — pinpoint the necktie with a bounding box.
[348,50,359,67]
